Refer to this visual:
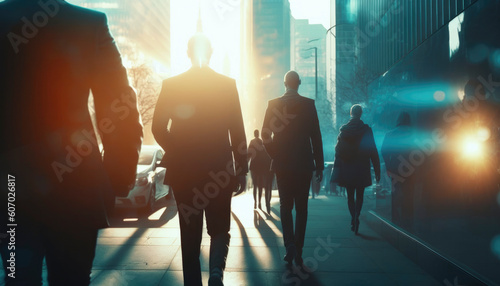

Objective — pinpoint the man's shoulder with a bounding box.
[59,3,110,28]
[163,68,235,86]
[298,94,315,103]
[210,69,235,83]
[0,0,104,22]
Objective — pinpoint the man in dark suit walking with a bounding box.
[152,33,248,286]
[0,1,143,285]
[262,71,324,266]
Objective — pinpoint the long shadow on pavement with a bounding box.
[231,211,269,286]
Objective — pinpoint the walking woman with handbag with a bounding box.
[331,104,381,234]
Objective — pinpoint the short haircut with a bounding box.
[350,104,363,119]
[254,129,259,137]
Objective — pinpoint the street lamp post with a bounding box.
[302,47,318,100]
[305,38,320,100]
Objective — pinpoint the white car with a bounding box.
[115,145,171,212]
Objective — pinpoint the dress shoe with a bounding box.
[283,246,296,264]
[208,275,223,286]
[354,219,360,235]
[295,256,303,266]
[208,268,224,286]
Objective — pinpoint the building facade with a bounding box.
[334,0,360,127]
[336,1,500,285]
[241,0,291,131]
[71,0,171,71]
[291,18,335,159]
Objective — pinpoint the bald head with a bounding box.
[187,33,213,67]
[284,71,301,90]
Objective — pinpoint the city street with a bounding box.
[1,188,442,286]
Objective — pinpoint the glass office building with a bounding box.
[245,0,291,130]
[337,1,500,284]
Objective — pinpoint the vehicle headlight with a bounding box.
[136,176,149,186]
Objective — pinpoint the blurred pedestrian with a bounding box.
[381,111,416,229]
[248,129,272,211]
[381,111,415,227]
[332,104,380,234]
[0,2,143,285]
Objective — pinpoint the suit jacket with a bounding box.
[0,1,143,229]
[262,89,324,172]
[152,67,248,189]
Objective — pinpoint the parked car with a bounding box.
[115,145,171,212]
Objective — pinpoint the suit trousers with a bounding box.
[276,171,312,259]
[172,180,233,286]
[0,219,98,286]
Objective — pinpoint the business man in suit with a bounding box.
[262,71,324,266]
[0,1,143,285]
[152,33,247,286]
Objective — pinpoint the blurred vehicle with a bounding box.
[115,145,171,212]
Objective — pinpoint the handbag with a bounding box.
[330,158,342,183]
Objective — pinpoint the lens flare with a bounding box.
[477,127,491,142]
[462,137,482,158]
[458,89,465,100]
[433,90,446,102]
[491,235,500,260]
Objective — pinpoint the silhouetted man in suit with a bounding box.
[0,1,143,285]
[152,33,247,286]
[262,71,324,266]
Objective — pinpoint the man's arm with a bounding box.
[91,14,143,197]
[310,103,324,171]
[368,128,381,182]
[261,101,276,158]
[380,133,393,175]
[310,102,324,182]
[152,81,173,153]
[228,80,248,176]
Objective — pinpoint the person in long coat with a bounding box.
[333,104,380,234]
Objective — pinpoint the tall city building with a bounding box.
[334,0,359,127]
[70,0,171,72]
[241,0,291,131]
[337,1,500,285]
[335,0,479,126]
[291,19,326,99]
[327,0,336,127]
[291,18,335,159]
[355,0,476,77]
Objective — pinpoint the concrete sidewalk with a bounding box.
[1,189,442,286]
